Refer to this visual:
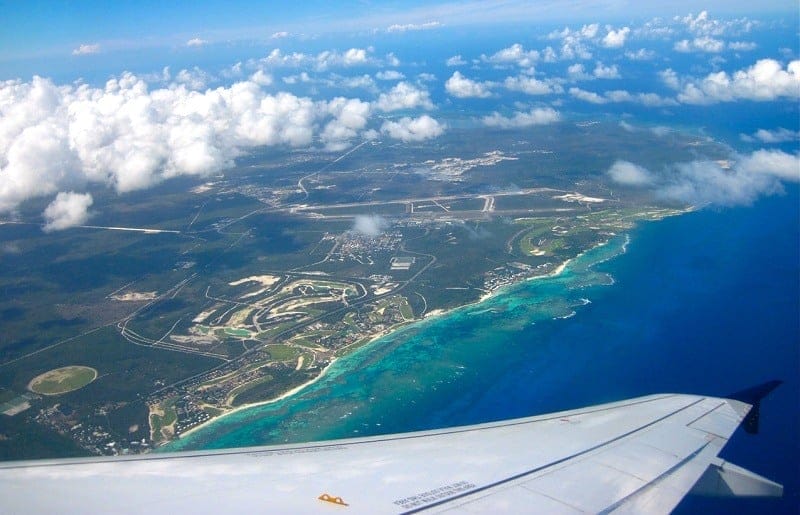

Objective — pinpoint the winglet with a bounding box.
[727,380,782,434]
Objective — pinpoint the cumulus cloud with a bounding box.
[569,87,677,106]
[259,47,376,71]
[375,70,404,81]
[375,81,433,111]
[482,107,560,128]
[446,55,467,66]
[0,74,356,216]
[386,21,441,33]
[249,69,273,86]
[43,192,93,232]
[607,150,799,206]
[333,74,376,90]
[593,62,620,79]
[625,49,655,61]
[380,115,444,142]
[72,44,100,56]
[737,149,800,182]
[607,161,654,186]
[174,67,215,90]
[504,75,559,95]
[186,38,207,47]
[674,36,724,53]
[677,59,800,104]
[741,128,800,144]
[352,215,388,236]
[659,68,680,90]
[677,10,755,37]
[728,41,757,51]
[483,43,539,68]
[546,26,595,60]
[320,97,371,150]
[445,71,492,98]
[602,27,630,48]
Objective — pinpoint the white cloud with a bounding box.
[175,67,213,90]
[482,107,560,128]
[504,75,559,96]
[352,215,388,236]
[282,72,311,84]
[186,38,207,47]
[386,21,442,33]
[602,27,630,48]
[0,74,348,217]
[607,161,654,186]
[375,81,433,111]
[333,74,376,90]
[741,128,800,144]
[483,43,539,68]
[737,149,800,182]
[72,44,100,56]
[728,41,757,51]
[678,59,800,104]
[375,70,405,81]
[593,62,620,79]
[249,70,273,86]
[625,49,655,61]
[446,55,467,67]
[580,23,599,39]
[43,192,93,232]
[380,115,444,142]
[321,97,371,150]
[567,63,591,81]
[609,150,799,206]
[677,10,755,37]
[659,68,680,90]
[569,87,607,104]
[674,36,724,53]
[569,87,677,107]
[271,31,290,39]
[445,71,492,98]
[259,47,377,71]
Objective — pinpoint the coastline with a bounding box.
[174,356,340,441]
[165,234,634,448]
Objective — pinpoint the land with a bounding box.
[28,366,98,395]
[0,122,729,458]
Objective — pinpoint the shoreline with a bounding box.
[173,357,340,441]
[166,236,631,447]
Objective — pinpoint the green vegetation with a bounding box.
[223,328,251,337]
[28,366,97,395]
[0,122,711,459]
[265,344,300,361]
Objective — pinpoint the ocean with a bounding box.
[165,186,799,513]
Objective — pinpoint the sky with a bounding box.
[0,1,798,230]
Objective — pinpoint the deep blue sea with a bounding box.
[166,185,799,513]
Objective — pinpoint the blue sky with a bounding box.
[1,0,796,64]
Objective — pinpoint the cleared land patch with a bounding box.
[28,366,98,395]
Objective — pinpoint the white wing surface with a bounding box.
[0,390,782,514]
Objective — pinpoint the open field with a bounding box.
[27,366,98,395]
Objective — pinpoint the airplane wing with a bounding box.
[0,386,782,514]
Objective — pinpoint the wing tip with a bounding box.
[727,380,782,435]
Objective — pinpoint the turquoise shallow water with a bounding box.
[163,188,799,513]
[165,236,626,451]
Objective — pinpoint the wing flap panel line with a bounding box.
[399,397,706,514]
[596,442,710,514]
